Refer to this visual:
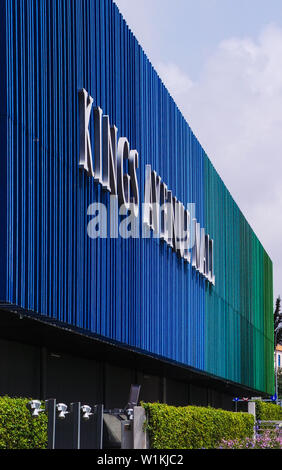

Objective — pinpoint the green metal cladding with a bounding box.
[204,159,273,394]
[0,0,274,395]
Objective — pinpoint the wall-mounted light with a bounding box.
[27,400,45,418]
[56,403,69,419]
[81,405,93,421]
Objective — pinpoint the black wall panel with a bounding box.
[104,363,136,409]
[46,352,103,405]
[166,378,189,407]
[190,384,208,407]
[0,339,40,398]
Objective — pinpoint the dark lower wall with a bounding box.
[0,339,41,398]
[0,336,235,412]
[0,308,269,448]
[0,305,265,418]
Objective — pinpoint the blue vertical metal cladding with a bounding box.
[0,0,8,298]
[0,0,273,394]
[0,0,7,302]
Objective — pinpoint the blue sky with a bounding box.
[115,0,282,301]
[115,0,282,79]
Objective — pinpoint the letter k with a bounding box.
[79,88,94,177]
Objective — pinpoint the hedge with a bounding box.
[143,403,254,449]
[255,401,282,421]
[0,397,47,449]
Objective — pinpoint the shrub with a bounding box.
[0,396,47,449]
[142,403,254,450]
[255,401,282,422]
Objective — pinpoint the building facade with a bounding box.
[276,345,282,370]
[0,0,274,414]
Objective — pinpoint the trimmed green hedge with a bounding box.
[143,403,254,449]
[0,397,47,449]
[255,401,282,421]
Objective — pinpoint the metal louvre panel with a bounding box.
[1,0,274,395]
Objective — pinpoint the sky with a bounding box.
[115,0,282,303]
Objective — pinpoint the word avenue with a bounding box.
[78,88,215,285]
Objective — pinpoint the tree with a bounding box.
[274,296,282,347]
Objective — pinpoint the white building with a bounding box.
[275,344,282,369]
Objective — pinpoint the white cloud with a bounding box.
[155,24,282,299]
[157,63,194,97]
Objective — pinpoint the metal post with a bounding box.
[162,377,167,404]
[275,324,282,404]
[93,404,104,450]
[40,347,47,400]
[71,402,81,450]
[248,401,256,441]
[46,399,56,450]
[275,345,278,405]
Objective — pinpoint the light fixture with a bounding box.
[56,403,69,419]
[27,400,45,418]
[81,405,93,421]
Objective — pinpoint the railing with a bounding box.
[256,420,282,437]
